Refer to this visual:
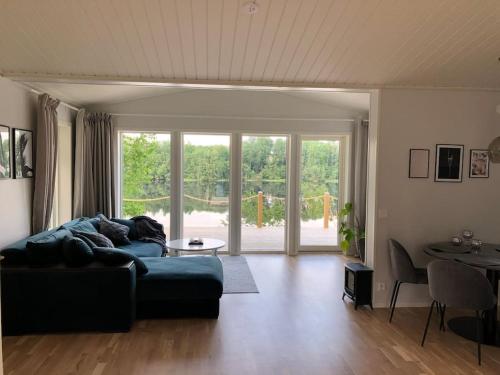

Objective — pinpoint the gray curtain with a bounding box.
[73,109,116,218]
[32,94,60,233]
[348,119,368,258]
[353,120,368,229]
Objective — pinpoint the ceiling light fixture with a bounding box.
[243,1,259,15]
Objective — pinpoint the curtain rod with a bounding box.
[108,113,362,122]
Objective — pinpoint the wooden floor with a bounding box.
[3,254,500,375]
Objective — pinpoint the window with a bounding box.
[118,131,348,254]
[299,137,343,249]
[241,135,287,252]
[120,132,171,236]
[183,134,230,251]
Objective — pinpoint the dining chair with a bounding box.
[388,239,428,322]
[421,260,496,365]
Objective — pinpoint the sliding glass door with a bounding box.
[119,131,347,253]
[120,132,171,235]
[241,135,287,252]
[182,134,230,251]
[299,137,342,250]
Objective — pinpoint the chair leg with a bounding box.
[389,281,401,323]
[440,305,446,332]
[388,281,398,321]
[476,310,482,366]
[421,300,435,346]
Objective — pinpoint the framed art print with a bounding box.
[0,125,11,179]
[435,144,464,182]
[13,128,34,179]
[409,149,430,178]
[469,149,489,178]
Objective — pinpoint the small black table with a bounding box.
[425,242,500,346]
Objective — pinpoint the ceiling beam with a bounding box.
[3,73,500,92]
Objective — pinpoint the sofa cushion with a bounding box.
[26,229,72,266]
[98,215,131,246]
[72,233,97,249]
[117,240,163,258]
[137,256,223,301]
[71,230,114,248]
[62,219,98,233]
[111,218,138,240]
[93,247,148,276]
[62,236,94,267]
[1,228,62,265]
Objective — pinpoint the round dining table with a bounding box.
[425,242,500,346]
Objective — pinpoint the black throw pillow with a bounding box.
[72,233,98,249]
[70,230,115,248]
[98,214,132,246]
[93,247,148,276]
[26,229,71,266]
[62,236,94,267]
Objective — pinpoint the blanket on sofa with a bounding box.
[131,216,167,254]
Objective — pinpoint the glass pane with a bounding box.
[121,133,170,236]
[183,134,230,251]
[300,139,340,247]
[241,136,287,251]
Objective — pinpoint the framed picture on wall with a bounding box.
[409,149,430,178]
[0,125,11,179]
[435,144,464,182]
[13,128,34,179]
[469,149,489,178]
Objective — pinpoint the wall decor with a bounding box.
[469,149,489,178]
[409,149,430,178]
[0,125,10,179]
[13,128,34,179]
[435,144,464,182]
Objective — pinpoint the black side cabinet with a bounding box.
[342,262,373,310]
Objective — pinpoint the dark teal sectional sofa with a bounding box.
[0,217,223,335]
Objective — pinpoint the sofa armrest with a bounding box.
[1,261,136,335]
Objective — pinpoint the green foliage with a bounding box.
[338,202,366,254]
[122,135,340,227]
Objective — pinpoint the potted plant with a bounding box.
[338,202,366,261]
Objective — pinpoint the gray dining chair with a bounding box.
[388,239,428,322]
[421,260,496,365]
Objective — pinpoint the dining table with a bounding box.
[425,242,500,346]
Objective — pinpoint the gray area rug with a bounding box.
[221,256,259,294]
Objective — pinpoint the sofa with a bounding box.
[0,216,223,336]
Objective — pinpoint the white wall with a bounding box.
[0,78,37,248]
[374,88,500,307]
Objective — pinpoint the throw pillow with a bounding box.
[98,214,131,246]
[62,219,98,233]
[93,247,148,276]
[111,218,138,240]
[26,229,71,266]
[72,233,98,249]
[70,230,115,248]
[62,236,94,267]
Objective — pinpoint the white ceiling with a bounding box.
[1,0,500,89]
[22,81,370,118]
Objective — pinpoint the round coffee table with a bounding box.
[166,238,225,257]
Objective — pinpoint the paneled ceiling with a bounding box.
[1,0,500,89]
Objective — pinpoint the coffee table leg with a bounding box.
[212,249,218,256]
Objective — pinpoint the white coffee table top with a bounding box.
[166,238,226,252]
